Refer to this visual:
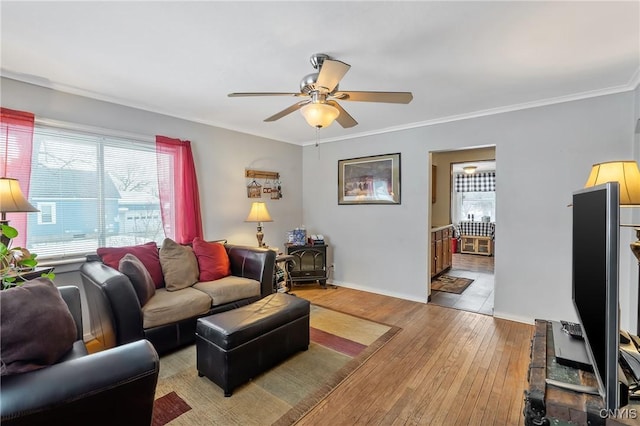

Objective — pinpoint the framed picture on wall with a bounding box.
[338,153,401,205]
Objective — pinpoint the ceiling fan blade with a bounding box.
[228,92,304,97]
[332,91,413,104]
[316,59,351,93]
[264,101,310,122]
[327,101,358,128]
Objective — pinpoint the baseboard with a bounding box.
[493,310,535,325]
[330,280,429,304]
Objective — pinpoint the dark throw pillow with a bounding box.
[97,241,164,288]
[192,237,231,282]
[119,253,156,306]
[0,278,77,376]
[159,238,200,291]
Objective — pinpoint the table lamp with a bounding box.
[0,177,39,247]
[584,160,640,331]
[245,202,273,247]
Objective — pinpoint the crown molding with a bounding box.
[304,76,640,146]
[3,68,638,148]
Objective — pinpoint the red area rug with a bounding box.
[152,391,191,426]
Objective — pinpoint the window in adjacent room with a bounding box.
[454,191,496,222]
[451,164,496,223]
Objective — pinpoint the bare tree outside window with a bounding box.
[26,128,167,259]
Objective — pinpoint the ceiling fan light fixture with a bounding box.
[300,103,339,129]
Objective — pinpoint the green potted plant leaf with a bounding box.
[0,223,54,289]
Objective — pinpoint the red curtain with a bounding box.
[1,108,35,247]
[155,136,203,244]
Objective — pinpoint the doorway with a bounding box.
[429,149,496,316]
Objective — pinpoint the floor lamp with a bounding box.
[583,161,640,332]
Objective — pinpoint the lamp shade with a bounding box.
[300,103,340,128]
[0,177,38,215]
[584,161,640,206]
[245,202,273,223]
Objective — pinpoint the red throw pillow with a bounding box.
[192,237,231,281]
[97,241,164,288]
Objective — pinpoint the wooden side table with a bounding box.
[275,254,295,294]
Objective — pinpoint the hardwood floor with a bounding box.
[451,252,495,274]
[291,284,533,425]
[431,253,495,315]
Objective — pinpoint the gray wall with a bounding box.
[302,91,638,330]
[1,77,304,337]
[3,76,639,332]
[1,77,303,249]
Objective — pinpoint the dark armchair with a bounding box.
[0,286,160,426]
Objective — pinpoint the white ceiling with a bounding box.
[1,1,638,146]
[452,161,495,173]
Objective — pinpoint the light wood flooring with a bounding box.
[431,253,495,315]
[290,283,533,425]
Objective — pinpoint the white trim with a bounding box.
[329,280,429,304]
[5,67,639,147]
[36,201,57,225]
[35,117,154,144]
[302,81,639,146]
[493,310,535,325]
[627,66,640,90]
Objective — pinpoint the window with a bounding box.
[451,170,496,223]
[454,191,496,222]
[26,124,172,260]
[36,202,56,225]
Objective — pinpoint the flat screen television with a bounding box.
[572,181,620,411]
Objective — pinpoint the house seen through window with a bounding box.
[26,125,171,260]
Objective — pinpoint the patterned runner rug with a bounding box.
[152,304,400,425]
[431,275,474,294]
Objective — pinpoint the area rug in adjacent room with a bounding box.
[152,304,400,425]
[431,274,474,294]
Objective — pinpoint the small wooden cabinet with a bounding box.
[285,244,327,286]
[460,235,493,256]
[431,225,452,278]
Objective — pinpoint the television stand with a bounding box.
[545,378,599,395]
[525,320,638,426]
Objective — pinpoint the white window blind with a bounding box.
[26,124,171,260]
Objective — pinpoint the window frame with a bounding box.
[27,120,166,261]
[36,201,57,225]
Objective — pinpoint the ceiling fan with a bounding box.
[228,53,413,129]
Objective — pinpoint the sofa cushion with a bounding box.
[97,242,164,288]
[192,238,231,281]
[118,253,156,306]
[159,238,199,291]
[193,276,260,306]
[0,278,77,375]
[141,287,211,329]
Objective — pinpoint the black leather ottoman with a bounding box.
[196,293,310,396]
